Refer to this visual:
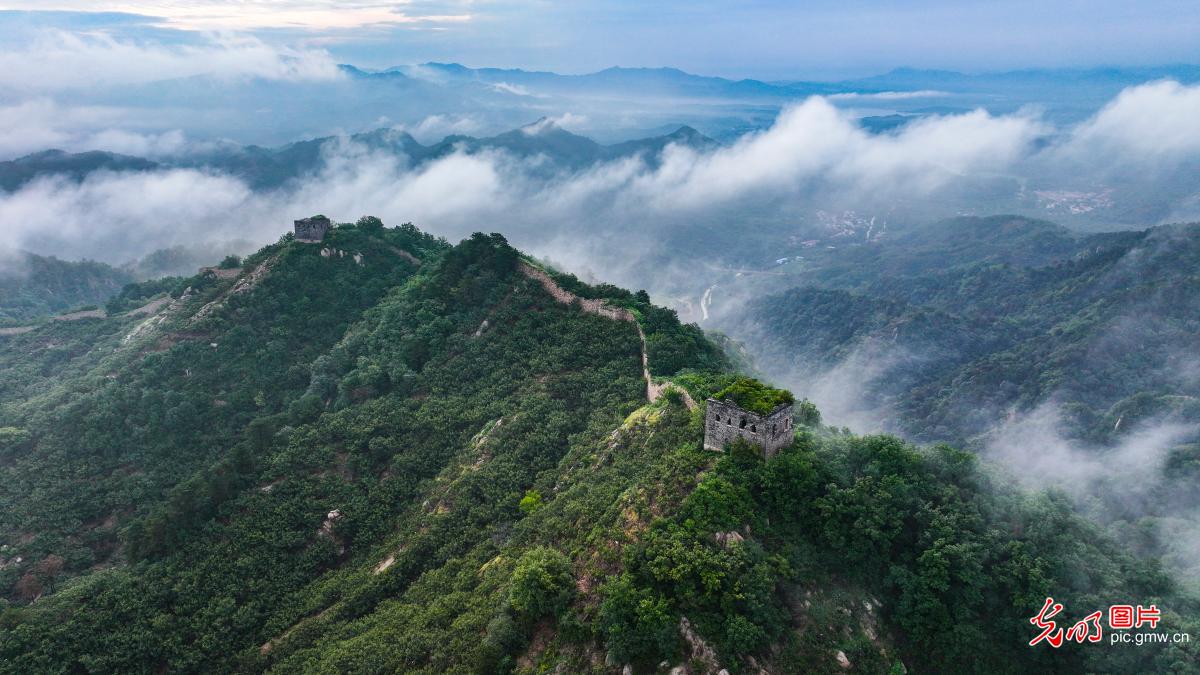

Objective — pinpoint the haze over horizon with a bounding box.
[2,1,1200,79]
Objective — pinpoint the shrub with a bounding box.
[714,377,794,415]
[508,547,575,619]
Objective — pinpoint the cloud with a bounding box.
[491,82,535,97]
[984,401,1200,579]
[774,341,908,433]
[1,3,472,32]
[0,170,254,257]
[80,129,191,158]
[522,113,590,135]
[404,114,484,142]
[0,140,510,265]
[0,30,342,93]
[0,100,76,157]
[0,99,199,159]
[985,402,1194,497]
[625,97,1043,209]
[828,90,950,101]
[0,81,1196,285]
[1063,80,1200,162]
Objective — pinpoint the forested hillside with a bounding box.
[734,217,1200,447]
[0,219,1195,673]
[0,253,134,325]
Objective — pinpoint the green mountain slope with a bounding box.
[0,253,135,325]
[0,219,1195,673]
[736,218,1200,446]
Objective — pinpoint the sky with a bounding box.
[1,1,1198,79]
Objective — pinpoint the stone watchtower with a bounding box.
[294,215,332,242]
[703,382,795,458]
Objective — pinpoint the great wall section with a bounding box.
[518,261,696,410]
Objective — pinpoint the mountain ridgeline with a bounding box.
[0,218,1195,673]
[0,252,134,325]
[0,123,719,194]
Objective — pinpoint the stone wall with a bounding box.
[294,215,332,242]
[703,398,794,458]
[518,262,636,323]
[518,261,697,409]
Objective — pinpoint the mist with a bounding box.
[3,80,1198,285]
[985,402,1200,581]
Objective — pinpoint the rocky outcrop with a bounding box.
[713,530,745,548]
[679,616,723,674]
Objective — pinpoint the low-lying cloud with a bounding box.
[985,402,1200,580]
[1066,79,1200,161]
[828,90,950,101]
[1,81,1198,283]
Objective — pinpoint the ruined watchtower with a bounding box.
[703,379,795,458]
[294,215,332,242]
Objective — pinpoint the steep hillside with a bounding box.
[735,220,1200,446]
[0,252,135,325]
[0,219,1194,674]
[728,218,1200,596]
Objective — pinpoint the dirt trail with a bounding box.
[126,297,171,317]
[54,308,106,321]
[519,261,696,410]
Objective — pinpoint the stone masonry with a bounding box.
[517,261,697,409]
[294,215,332,242]
[703,398,794,458]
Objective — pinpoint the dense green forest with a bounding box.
[0,218,1195,673]
[729,216,1200,447]
[0,253,134,325]
[725,216,1200,592]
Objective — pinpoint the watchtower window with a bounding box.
[750,424,757,433]
[739,417,747,429]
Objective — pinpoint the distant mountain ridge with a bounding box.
[0,150,159,192]
[0,122,720,192]
[357,61,855,99]
[364,61,1200,98]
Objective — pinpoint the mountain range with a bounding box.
[0,217,1193,673]
[29,61,1200,153]
[0,122,719,192]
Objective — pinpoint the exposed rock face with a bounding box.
[703,398,793,458]
[294,215,332,242]
[317,509,345,554]
[713,530,745,548]
[679,616,722,674]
